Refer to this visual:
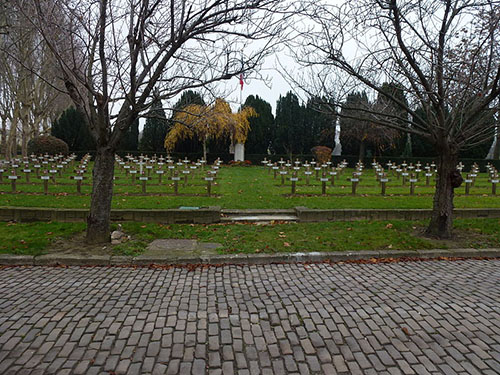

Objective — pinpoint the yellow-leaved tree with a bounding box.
[165,98,257,161]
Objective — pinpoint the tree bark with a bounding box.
[202,138,207,161]
[1,117,6,156]
[358,140,365,161]
[86,145,115,244]
[494,125,500,160]
[425,148,459,239]
[6,117,17,160]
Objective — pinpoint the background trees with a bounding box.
[340,91,401,159]
[273,91,336,158]
[290,0,500,238]
[0,3,68,158]
[243,95,274,154]
[167,91,206,154]
[51,107,95,152]
[165,98,256,161]
[139,93,168,153]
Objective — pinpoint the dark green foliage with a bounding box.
[139,95,169,152]
[273,92,336,158]
[117,118,139,151]
[340,90,401,159]
[273,92,306,156]
[168,90,206,153]
[243,95,274,154]
[28,135,69,155]
[374,82,408,157]
[339,91,370,157]
[51,107,95,151]
[306,96,337,150]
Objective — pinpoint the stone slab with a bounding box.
[0,254,34,265]
[147,239,198,252]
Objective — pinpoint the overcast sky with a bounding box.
[225,54,295,115]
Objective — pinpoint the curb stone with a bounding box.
[0,248,499,267]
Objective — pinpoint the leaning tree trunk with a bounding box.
[425,148,461,239]
[86,145,115,244]
[358,140,365,161]
[202,138,207,162]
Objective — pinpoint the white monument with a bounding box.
[234,143,245,161]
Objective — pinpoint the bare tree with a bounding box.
[15,0,290,243]
[0,2,68,158]
[289,0,500,238]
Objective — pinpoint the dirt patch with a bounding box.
[46,232,129,256]
[411,225,495,249]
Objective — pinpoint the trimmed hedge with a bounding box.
[28,135,69,156]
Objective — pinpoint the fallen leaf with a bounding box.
[402,327,410,335]
[386,223,393,229]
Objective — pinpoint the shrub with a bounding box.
[228,160,252,166]
[28,135,69,156]
[311,146,332,164]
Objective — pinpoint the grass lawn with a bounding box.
[2,219,499,256]
[0,165,499,209]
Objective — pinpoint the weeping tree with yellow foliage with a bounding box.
[165,98,257,160]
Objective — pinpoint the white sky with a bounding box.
[225,54,295,115]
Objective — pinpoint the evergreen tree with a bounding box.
[304,96,337,151]
[139,93,169,152]
[51,107,95,151]
[243,95,274,154]
[340,91,400,159]
[168,91,206,153]
[274,92,306,157]
[374,82,408,157]
[117,118,139,151]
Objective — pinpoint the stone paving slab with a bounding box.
[0,259,499,374]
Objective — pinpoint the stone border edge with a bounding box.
[1,249,499,267]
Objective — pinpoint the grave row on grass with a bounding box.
[0,154,221,196]
[261,158,500,196]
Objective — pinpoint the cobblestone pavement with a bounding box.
[0,260,499,375]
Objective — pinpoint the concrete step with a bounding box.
[221,214,298,222]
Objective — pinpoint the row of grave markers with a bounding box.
[114,155,220,195]
[0,154,220,196]
[0,154,84,194]
[262,158,500,196]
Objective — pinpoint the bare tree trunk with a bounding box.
[425,148,459,239]
[6,118,17,160]
[21,120,28,157]
[0,117,6,155]
[86,145,115,244]
[203,138,207,161]
[358,140,365,161]
[494,124,500,159]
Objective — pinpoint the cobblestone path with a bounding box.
[0,260,499,374]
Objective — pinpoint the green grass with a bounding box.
[120,221,442,253]
[1,165,500,209]
[0,221,86,256]
[2,219,500,256]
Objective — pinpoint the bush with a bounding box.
[28,135,69,156]
[228,160,252,166]
[311,146,332,164]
